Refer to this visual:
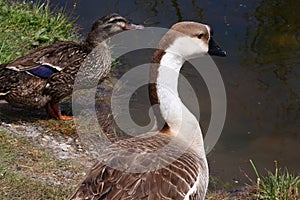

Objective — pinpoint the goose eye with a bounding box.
[197,33,204,39]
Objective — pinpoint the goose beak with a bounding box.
[124,23,144,30]
[208,37,226,57]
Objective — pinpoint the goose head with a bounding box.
[85,13,144,48]
[159,22,226,59]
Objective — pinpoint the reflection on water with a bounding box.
[40,0,299,186]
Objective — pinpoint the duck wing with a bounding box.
[5,41,83,79]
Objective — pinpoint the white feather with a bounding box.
[0,91,10,96]
[6,63,63,72]
[166,37,208,60]
[184,173,201,200]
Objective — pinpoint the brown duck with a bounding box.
[69,22,226,199]
[0,13,143,120]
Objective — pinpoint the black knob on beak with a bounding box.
[208,37,226,57]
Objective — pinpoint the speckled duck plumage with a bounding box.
[0,13,143,120]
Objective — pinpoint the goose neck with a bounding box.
[157,52,184,95]
[155,52,189,131]
[153,51,204,154]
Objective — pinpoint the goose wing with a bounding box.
[69,134,208,200]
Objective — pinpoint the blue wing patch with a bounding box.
[27,65,59,78]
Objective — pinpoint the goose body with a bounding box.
[0,13,143,120]
[69,22,226,199]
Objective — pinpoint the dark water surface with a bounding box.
[43,0,299,187]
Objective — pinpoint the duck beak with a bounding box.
[208,37,226,57]
[124,23,144,30]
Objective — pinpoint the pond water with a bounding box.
[45,0,299,187]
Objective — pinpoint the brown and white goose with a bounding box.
[69,22,226,200]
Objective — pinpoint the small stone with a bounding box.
[16,165,21,171]
[26,127,34,132]
[43,135,51,141]
[52,140,58,145]
[1,122,12,127]
[67,138,73,143]
[57,151,70,159]
[19,156,25,161]
[59,143,71,151]
[26,127,39,137]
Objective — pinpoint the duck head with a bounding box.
[86,13,144,48]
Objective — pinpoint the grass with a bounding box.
[250,160,300,200]
[205,160,300,200]
[0,170,70,199]
[0,0,78,63]
[0,130,85,199]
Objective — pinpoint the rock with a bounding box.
[59,143,71,151]
[19,156,25,161]
[43,135,51,141]
[16,165,21,171]
[52,140,58,145]
[1,122,12,127]
[57,151,70,159]
[26,127,39,137]
[67,137,73,143]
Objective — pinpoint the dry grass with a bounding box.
[36,119,76,136]
[0,131,85,199]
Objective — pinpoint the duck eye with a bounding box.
[197,33,204,39]
[117,21,125,26]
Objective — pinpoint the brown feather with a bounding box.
[68,134,207,200]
